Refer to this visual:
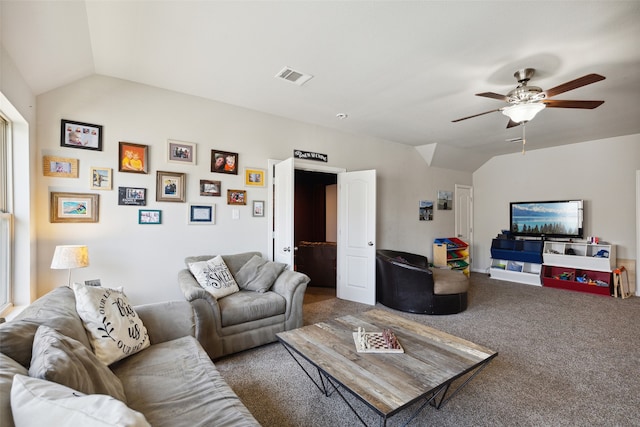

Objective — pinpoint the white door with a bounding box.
[337,170,376,305]
[455,184,473,264]
[274,158,295,269]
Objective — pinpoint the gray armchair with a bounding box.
[178,252,309,359]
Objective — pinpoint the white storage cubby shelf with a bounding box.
[489,239,543,286]
[542,241,616,271]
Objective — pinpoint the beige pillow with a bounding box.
[72,283,150,366]
[188,255,240,298]
[1,353,28,427]
[235,255,287,292]
[29,325,127,402]
[10,374,150,427]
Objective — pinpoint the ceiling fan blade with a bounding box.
[506,119,520,128]
[476,92,509,101]
[544,74,605,98]
[543,99,604,109]
[452,108,502,123]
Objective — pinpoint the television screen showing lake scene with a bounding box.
[511,201,582,236]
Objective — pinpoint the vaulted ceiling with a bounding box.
[2,1,639,171]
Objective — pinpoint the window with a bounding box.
[0,113,12,315]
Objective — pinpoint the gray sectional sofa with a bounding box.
[0,286,260,427]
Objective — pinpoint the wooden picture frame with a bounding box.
[119,142,149,174]
[43,156,78,178]
[118,187,147,206]
[200,180,221,197]
[252,200,265,217]
[60,119,103,151]
[167,139,196,165]
[188,204,215,225]
[244,168,266,187]
[156,171,186,202]
[227,189,246,205]
[138,209,162,225]
[50,192,99,223]
[90,167,112,190]
[211,150,238,175]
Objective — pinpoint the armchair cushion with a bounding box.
[432,268,469,295]
[234,255,286,293]
[218,291,286,327]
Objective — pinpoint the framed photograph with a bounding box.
[43,155,78,178]
[211,150,238,175]
[138,209,162,225]
[167,139,196,165]
[188,204,215,225]
[119,142,148,174]
[156,171,186,202]
[84,279,102,287]
[227,189,246,205]
[90,167,112,190]
[60,119,103,151]
[252,200,265,217]
[244,168,266,187]
[200,179,221,197]
[50,192,99,223]
[118,187,147,206]
[437,190,453,210]
[419,200,434,221]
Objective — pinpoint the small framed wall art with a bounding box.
[60,119,103,151]
[119,142,148,174]
[50,192,99,223]
[156,171,186,202]
[200,180,221,197]
[90,167,112,190]
[211,150,238,175]
[188,204,215,225]
[43,155,78,178]
[167,139,196,165]
[118,187,147,206]
[252,200,265,217]
[244,168,266,187]
[139,209,162,225]
[227,189,246,205]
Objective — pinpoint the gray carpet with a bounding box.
[216,274,640,426]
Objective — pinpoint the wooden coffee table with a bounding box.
[276,309,497,426]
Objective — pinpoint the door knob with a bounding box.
[283,247,291,252]
[368,242,374,246]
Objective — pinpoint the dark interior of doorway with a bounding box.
[294,169,337,289]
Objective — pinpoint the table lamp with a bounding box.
[50,245,89,286]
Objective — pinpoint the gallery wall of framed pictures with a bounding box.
[45,119,268,225]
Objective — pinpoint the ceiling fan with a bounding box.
[452,68,605,128]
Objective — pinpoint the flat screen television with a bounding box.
[510,200,583,238]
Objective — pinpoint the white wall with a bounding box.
[473,134,640,278]
[36,75,471,304]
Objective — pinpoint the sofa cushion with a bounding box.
[111,336,259,427]
[28,325,127,402]
[188,256,240,299]
[73,283,150,366]
[184,252,261,276]
[432,268,469,295]
[10,374,150,427]
[218,290,286,327]
[234,255,286,293]
[0,353,27,427]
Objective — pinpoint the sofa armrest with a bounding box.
[134,300,196,345]
[271,270,310,329]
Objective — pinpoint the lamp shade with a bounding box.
[501,103,545,123]
[51,245,90,269]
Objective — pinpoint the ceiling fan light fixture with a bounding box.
[502,103,545,123]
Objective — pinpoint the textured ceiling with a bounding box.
[2,1,639,171]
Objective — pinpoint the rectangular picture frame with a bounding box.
[227,189,246,205]
[211,149,239,175]
[90,167,112,190]
[138,209,162,225]
[50,192,99,223]
[200,179,221,197]
[252,200,265,217]
[43,155,78,178]
[188,204,215,225]
[156,171,186,202]
[118,187,147,206]
[60,119,103,151]
[244,167,266,187]
[167,139,197,165]
[119,141,149,174]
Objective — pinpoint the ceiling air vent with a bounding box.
[275,67,314,86]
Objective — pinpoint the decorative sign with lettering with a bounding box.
[293,150,328,162]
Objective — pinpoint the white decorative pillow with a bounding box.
[188,255,240,299]
[10,374,150,427]
[72,283,150,366]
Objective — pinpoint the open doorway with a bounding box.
[294,169,337,292]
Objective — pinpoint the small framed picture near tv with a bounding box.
[61,119,103,151]
[510,200,584,238]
